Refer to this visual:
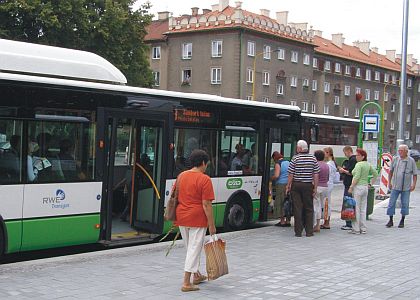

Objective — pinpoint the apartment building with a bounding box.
[145,0,420,149]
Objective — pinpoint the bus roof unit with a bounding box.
[0,39,127,85]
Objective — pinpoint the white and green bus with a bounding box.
[0,39,301,257]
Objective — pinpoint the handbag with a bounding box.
[204,235,229,280]
[283,193,293,218]
[341,195,356,221]
[164,173,182,221]
[323,197,329,220]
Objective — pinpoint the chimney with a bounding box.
[219,0,229,11]
[191,7,199,16]
[407,54,413,66]
[371,47,378,53]
[289,22,307,31]
[203,8,211,14]
[331,33,344,48]
[386,50,396,62]
[260,9,270,18]
[158,11,170,20]
[211,4,219,11]
[276,11,288,25]
[235,1,242,9]
[396,53,402,60]
[354,40,370,56]
[312,29,322,37]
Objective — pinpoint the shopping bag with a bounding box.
[204,235,229,280]
[283,193,293,218]
[341,195,356,221]
[323,197,329,220]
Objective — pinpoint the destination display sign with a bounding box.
[174,108,217,125]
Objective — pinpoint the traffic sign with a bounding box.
[363,114,380,133]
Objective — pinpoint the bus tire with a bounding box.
[224,198,249,231]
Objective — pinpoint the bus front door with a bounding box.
[131,123,163,233]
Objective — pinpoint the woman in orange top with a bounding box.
[175,149,216,292]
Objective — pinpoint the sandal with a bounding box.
[320,225,330,229]
[181,285,200,292]
[193,274,207,285]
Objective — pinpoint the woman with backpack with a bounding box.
[271,152,290,227]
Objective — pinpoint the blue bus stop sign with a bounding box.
[363,114,380,133]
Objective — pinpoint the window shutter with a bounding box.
[351,66,356,77]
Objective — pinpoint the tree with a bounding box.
[0,0,154,87]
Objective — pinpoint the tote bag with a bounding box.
[204,235,229,280]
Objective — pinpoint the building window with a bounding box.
[406,114,411,123]
[365,89,370,100]
[345,65,351,75]
[302,78,309,87]
[384,73,389,83]
[262,71,270,85]
[182,69,191,85]
[247,41,255,56]
[291,51,298,63]
[355,108,360,117]
[290,76,298,87]
[324,61,331,71]
[262,96,270,103]
[418,84,420,93]
[312,80,317,91]
[152,71,160,86]
[366,69,371,81]
[418,101,420,109]
[375,71,380,81]
[355,87,361,95]
[344,85,351,96]
[390,122,395,130]
[311,103,316,113]
[211,40,223,57]
[324,82,330,93]
[416,135,420,143]
[391,104,395,112]
[302,102,308,112]
[356,68,361,77]
[246,95,253,100]
[277,48,285,60]
[392,75,396,84]
[407,97,411,105]
[334,96,340,105]
[303,53,310,65]
[335,63,341,73]
[182,43,192,59]
[211,67,221,84]
[263,45,271,59]
[374,91,380,101]
[417,118,420,127]
[152,46,161,59]
[344,107,349,116]
[313,57,318,68]
[384,112,387,120]
[290,100,297,106]
[276,84,284,95]
[323,105,329,115]
[405,131,410,140]
[246,68,254,83]
[408,78,412,88]
[384,92,389,102]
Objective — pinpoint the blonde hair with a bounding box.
[324,146,337,167]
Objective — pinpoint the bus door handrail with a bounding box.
[136,162,161,200]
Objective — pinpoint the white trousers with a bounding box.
[352,185,368,232]
[324,183,334,217]
[179,226,207,273]
[314,186,329,222]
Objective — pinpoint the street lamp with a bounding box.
[251,49,280,101]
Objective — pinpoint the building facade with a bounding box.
[145,0,420,151]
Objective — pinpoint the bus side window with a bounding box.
[0,121,23,184]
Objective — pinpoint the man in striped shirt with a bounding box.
[286,140,320,237]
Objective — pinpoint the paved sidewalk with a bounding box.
[1,186,419,300]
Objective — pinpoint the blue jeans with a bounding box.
[343,186,352,227]
[387,190,410,216]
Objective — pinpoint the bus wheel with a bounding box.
[225,201,248,231]
[0,227,4,257]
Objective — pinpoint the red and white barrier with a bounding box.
[379,153,393,198]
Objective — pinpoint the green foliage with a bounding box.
[0,0,154,87]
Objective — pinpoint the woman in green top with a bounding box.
[348,148,378,234]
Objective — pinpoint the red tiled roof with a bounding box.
[313,36,410,73]
[146,6,313,45]
[145,19,169,41]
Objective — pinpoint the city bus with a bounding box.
[301,113,359,165]
[0,39,301,257]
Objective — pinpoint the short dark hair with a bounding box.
[314,150,325,161]
[189,149,209,167]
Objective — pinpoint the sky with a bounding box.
[136,0,420,59]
